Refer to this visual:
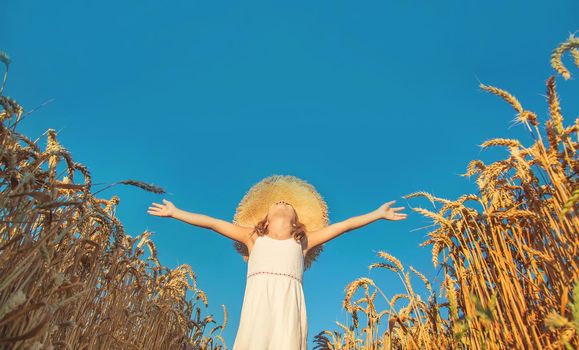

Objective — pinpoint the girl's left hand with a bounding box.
[376,200,407,221]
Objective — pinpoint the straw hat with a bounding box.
[232,174,329,271]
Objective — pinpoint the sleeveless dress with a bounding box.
[232,234,308,350]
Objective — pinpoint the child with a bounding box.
[147,175,407,350]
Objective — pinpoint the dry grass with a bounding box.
[313,34,579,350]
[0,52,227,349]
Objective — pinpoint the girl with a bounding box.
[148,192,407,350]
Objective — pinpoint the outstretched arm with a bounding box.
[147,199,253,244]
[305,200,407,251]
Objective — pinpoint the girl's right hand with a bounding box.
[148,199,177,218]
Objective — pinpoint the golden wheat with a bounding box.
[0,71,227,348]
[314,33,579,350]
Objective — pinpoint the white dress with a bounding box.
[232,234,308,350]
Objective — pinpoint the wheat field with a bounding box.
[312,34,579,350]
[0,54,228,349]
[1,34,578,349]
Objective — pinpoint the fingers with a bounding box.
[148,204,166,212]
[148,200,172,217]
[147,208,167,217]
[395,214,408,220]
[148,199,174,217]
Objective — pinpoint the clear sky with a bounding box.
[4,0,578,347]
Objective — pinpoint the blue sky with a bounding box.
[4,0,578,347]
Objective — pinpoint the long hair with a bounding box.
[252,207,307,243]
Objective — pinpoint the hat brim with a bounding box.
[232,174,329,271]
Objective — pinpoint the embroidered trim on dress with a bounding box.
[247,271,302,284]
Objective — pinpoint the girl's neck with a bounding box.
[267,219,293,239]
